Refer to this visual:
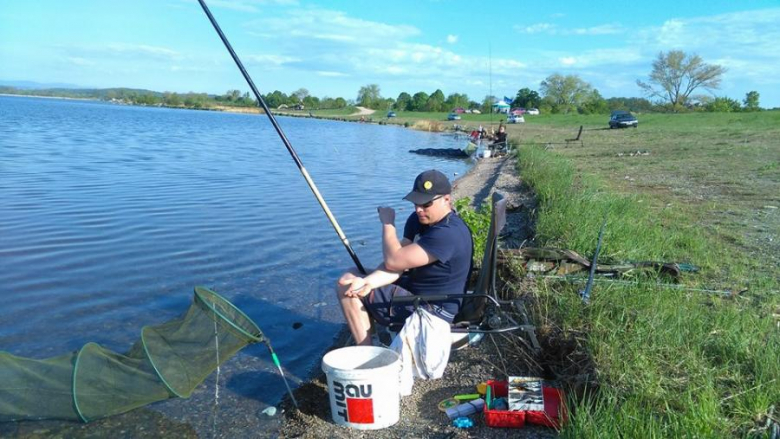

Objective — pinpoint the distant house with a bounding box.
[452,107,466,114]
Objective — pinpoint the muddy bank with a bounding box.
[278,155,554,438]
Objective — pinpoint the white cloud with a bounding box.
[316,70,347,77]
[559,57,576,66]
[104,43,180,59]
[446,34,458,44]
[207,0,298,13]
[515,22,555,34]
[246,8,420,46]
[633,7,780,88]
[244,54,300,65]
[569,24,624,35]
[67,57,95,66]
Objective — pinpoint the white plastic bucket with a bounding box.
[482,149,492,158]
[321,346,401,430]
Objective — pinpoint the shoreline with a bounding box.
[278,154,549,438]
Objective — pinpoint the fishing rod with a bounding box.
[197,0,367,275]
[580,216,607,304]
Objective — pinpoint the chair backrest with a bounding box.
[454,192,507,323]
[566,125,583,142]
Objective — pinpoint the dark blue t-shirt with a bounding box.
[400,211,474,318]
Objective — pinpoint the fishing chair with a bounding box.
[390,192,540,351]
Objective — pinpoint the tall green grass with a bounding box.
[519,144,710,267]
[517,144,780,438]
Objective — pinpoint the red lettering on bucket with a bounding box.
[346,397,374,424]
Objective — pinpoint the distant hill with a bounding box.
[0,80,85,89]
[0,85,247,110]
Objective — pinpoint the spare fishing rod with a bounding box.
[580,215,608,304]
[197,0,367,275]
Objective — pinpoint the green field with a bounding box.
[501,112,779,437]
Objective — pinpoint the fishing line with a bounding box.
[197,0,366,275]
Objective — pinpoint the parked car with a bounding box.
[471,109,481,114]
[508,114,525,124]
[387,111,397,118]
[447,113,461,121]
[526,108,540,115]
[609,112,638,128]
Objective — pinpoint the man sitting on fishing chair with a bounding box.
[336,169,474,346]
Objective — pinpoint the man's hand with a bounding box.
[377,206,396,225]
[339,275,371,298]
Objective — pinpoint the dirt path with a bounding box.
[279,154,551,439]
[349,106,376,116]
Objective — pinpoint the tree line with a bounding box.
[1,50,764,114]
[360,50,762,114]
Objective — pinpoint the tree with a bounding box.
[637,50,726,109]
[380,98,395,111]
[480,95,497,114]
[410,91,429,111]
[425,89,445,112]
[163,92,181,107]
[579,90,609,114]
[357,84,381,108]
[512,88,541,109]
[225,89,241,102]
[540,74,593,114]
[264,90,288,108]
[333,97,347,108]
[302,95,320,109]
[445,93,470,111]
[292,88,309,103]
[606,97,654,113]
[744,91,760,111]
[706,96,741,113]
[395,92,412,111]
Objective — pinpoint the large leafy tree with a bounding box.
[357,84,382,108]
[264,90,288,108]
[579,90,609,114]
[410,91,429,111]
[540,74,593,114]
[445,93,470,110]
[743,91,760,111]
[292,88,310,103]
[637,50,726,109]
[425,89,446,112]
[512,88,541,109]
[395,92,412,111]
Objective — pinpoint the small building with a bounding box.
[492,101,510,114]
[452,107,466,114]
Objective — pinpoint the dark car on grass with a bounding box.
[609,111,638,129]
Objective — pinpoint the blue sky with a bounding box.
[2,0,779,107]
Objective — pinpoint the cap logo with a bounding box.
[423,181,433,190]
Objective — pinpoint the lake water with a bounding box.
[0,95,471,436]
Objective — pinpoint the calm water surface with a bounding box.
[0,95,471,436]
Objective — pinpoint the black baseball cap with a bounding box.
[403,169,452,205]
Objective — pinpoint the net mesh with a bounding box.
[0,286,264,422]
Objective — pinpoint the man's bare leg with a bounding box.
[336,271,372,346]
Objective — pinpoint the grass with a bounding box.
[506,112,780,437]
